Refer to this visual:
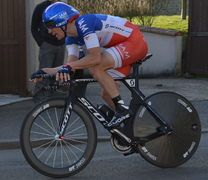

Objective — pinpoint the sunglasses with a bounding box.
[44,21,55,30]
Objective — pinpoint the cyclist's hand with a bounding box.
[56,64,71,82]
[29,69,46,83]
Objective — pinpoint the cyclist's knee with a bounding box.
[89,66,102,77]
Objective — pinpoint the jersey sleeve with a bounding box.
[65,37,79,57]
[83,33,100,49]
[76,15,100,50]
[66,44,79,57]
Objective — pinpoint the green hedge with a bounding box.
[67,0,169,25]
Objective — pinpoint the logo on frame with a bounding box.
[125,79,135,87]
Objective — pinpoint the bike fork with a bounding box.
[59,102,74,137]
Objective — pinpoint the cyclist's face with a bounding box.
[48,27,64,40]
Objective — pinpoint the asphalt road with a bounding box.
[0,78,208,179]
[0,133,208,180]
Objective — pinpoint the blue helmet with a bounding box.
[42,2,79,29]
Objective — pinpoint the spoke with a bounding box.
[60,142,63,168]
[66,116,80,131]
[46,110,55,132]
[68,133,87,137]
[34,139,55,159]
[52,141,58,167]
[33,121,54,136]
[63,140,79,160]
[45,141,58,165]
[64,138,87,144]
[65,124,85,136]
[61,142,72,165]
[31,130,54,138]
[30,136,54,142]
[39,115,57,134]
[32,139,55,151]
[55,107,60,134]
[63,139,85,153]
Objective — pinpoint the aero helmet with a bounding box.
[43,2,79,34]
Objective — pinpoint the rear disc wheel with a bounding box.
[133,92,201,168]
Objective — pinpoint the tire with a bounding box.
[133,92,201,168]
[20,97,97,178]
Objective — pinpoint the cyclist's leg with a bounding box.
[90,24,148,127]
[101,81,121,110]
[101,66,132,110]
[105,24,148,67]
[105,31,147,126]
[89,51,119,99]
[90,23,147,101]
[89,51,132,127]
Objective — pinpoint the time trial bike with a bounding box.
[20,54,201,178]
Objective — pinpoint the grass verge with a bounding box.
[132,15,188,51]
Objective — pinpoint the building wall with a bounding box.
[159,0,189,15]
[138,30,183,77]
[138,0,189,15]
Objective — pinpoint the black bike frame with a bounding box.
[46,54,172,146]
[60,75,172,145]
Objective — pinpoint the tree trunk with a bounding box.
[181,0,188,19]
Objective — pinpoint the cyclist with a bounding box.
[30,2,148,128]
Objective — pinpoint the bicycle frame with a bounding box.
[22,53,201,178]
[59,69,173,148]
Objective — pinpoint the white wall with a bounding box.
[139,31,183,77]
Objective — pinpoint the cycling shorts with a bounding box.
[106,22,148,78]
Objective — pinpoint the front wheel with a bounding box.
[133,92,201,168]
[20,97,97,178]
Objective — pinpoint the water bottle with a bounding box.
[97,104,115,121]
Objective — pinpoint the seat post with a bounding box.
[130,54,152,99]
[131,64,146,99]
[132,65,139,77]
[132,64,140,90]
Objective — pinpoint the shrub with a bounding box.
[67,0,170,26]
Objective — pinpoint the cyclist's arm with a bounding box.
[65,44,79,69]
[39,44,79,75]
[42,44,79,74]
[54,47,100,82]
[29,66,62,83]
[66,47,101,70]
[30,44,80,83]
[65,33,101,69]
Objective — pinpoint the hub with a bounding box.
[55,134,62,141]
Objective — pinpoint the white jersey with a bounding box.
[65,14,134,57]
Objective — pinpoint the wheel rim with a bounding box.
[134,92,201,167]
[20,99,97,178]
[29,106,88,169]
